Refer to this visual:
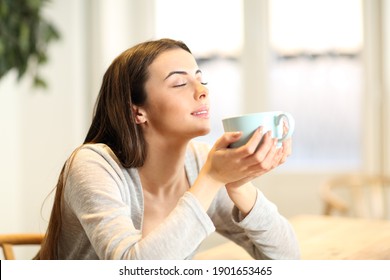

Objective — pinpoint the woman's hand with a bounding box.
[204,126,291,185]
[224,124,292,217]
[190,125,292,212]
[226,129,292,189]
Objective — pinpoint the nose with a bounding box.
[194,82,208,100]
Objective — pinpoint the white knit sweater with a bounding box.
[57,141,300,259]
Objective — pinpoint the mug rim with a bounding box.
[222,111,285,121]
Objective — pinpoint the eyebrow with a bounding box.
[164,69,202,80]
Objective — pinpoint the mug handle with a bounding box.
[275,112,295,143]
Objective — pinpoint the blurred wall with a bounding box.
[0,0,156,235]
[0,0,89,234]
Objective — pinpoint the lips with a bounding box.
[191,106,209,118]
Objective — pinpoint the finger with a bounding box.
[241,131,273,164]
[213,131,243,150]
[235,127,264,156]
[245,138,290,176]
[271,146,285,168]
[284,137,292,154]
[260,138,280,167]
[282,120,290,136]
[279,138,292,163]
[244,137,278,171]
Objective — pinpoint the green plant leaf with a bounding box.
[0,0,61,88]
[33,75,47,88]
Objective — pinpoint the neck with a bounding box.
[138,138,189,195]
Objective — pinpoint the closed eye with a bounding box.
[173,83,187,88]
[167,69,207,88]
[173,81,207,88]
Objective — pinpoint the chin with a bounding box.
[197,127,211,136]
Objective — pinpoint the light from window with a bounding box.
[269,0,363,171]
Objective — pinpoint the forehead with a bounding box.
[148,48,198,78]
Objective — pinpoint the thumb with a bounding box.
[214,132,242,149]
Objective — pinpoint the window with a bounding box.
[155,0,364,172]
[155,0,244,144]
[268,0,364,171]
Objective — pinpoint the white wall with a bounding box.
[0,75,23,231]
[88,0,155,103]
[0,0,89,236]
[382,0,390,175]
[0,0,158,236]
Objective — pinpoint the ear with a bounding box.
[132,105,147,124]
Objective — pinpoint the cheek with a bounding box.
[147,99,187,123]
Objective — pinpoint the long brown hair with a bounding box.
[36,39,191,259]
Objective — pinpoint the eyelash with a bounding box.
[173,81,208,88]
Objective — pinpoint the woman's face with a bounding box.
[141,48,210,141]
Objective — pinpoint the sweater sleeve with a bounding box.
[209,187,300,260]
[189,141,300,260]
[232,188,300,259]
[63,145,215,260]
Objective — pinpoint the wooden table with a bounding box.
[194,215,390,260]
[291,215,390,259]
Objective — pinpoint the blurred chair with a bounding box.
[320,174,390,219]
[0,233,44,260]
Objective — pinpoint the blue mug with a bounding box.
[222,111,295,148]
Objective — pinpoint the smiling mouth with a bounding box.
[192,110,207,115]
[191,110,209,118]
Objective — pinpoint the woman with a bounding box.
[36,38,300,260]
